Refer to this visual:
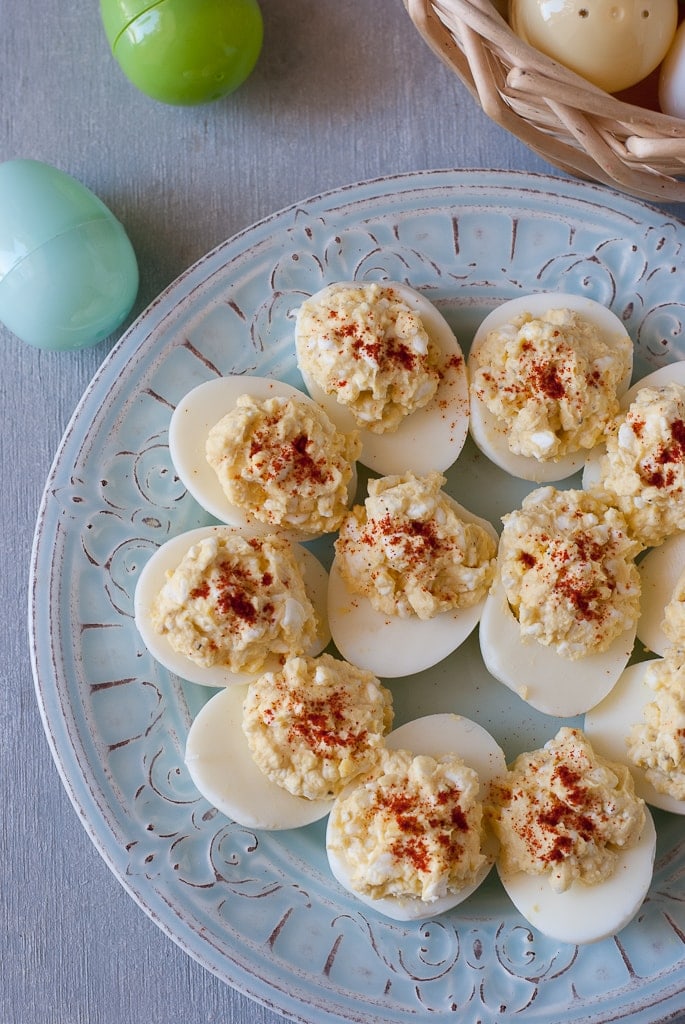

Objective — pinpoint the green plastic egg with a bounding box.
[100,0,263,106]
[0,159,139,351]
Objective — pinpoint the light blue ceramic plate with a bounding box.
[29,170,685,1023]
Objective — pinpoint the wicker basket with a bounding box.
[403,0,685,203]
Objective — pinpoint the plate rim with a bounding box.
[28,166,685,1024]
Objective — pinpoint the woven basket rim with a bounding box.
[404,0,685,203]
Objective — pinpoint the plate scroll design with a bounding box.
[30,170,685,1024]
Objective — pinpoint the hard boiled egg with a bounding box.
[295,281,469,476]
[184,682,333,829]
[479,574,637,717]
[637,531,685,657]
[134,524,330,687]
[510,0,677,94]
[660,20,685,118]
[497,805,656,944]
[168,375,357,539]
[585,661,685,815]
[582,360,685,489]
[325,713,507,921]
[327,498,498,678]
[468,292,632,482]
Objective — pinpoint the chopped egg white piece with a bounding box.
[326,714,506,921]
[468,292,632,482]
[295,281,469,475]
[134,525,330,687]
[168,375,359,540]
[585,659,685,816]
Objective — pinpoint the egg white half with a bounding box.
[637,532,685,658]
[168,375,357,539]
[468,292,632,483]
[585,660,685,815]
[479,576,637,717]
[582,360,685,490]
[295,281,469,476]
[185,683,334,830]
[326,713,506,921]
[134,524,330,687]
[497,807,656,945]
[327,500,498,678]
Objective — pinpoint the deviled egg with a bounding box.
[585,653,685,816]
[636,531,685,657]
[134,525,330,687]
[295,281,469,475]
[326,713,506,921]
[582,362,685,549]
[184,653,394,830]
[169,375,360,539]
[479,486,641,716]
[468,292,632,482]
[327,471,498,677]
[487,727,656,944]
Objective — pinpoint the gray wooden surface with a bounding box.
[2,2,683,1023]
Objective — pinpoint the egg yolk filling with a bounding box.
[470,308,631,461]
[205,393,360,536]
[487,728,646,894]
[150,532,318,673]
[334,471,496,620]
[597,381,685,548]
[663,567,685,645]
[296,282,442,433]
[499,486,641,659]
[328,747,487,902]
[627,651,685,801]
[242,653,394,801]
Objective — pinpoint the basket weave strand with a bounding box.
[403,0,685,203]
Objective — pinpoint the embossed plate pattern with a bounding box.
[29,170,685,1023]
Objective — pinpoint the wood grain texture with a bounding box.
[2,1,681,1023]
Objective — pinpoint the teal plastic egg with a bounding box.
[100,0,263,106]
[0,159,139,351]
